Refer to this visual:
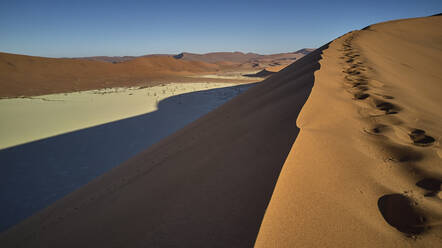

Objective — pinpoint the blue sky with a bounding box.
[0,0,441,57]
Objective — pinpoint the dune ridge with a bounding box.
[255,15,442,247]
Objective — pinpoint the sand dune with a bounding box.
[0,50,312,98]
[1,15,441,248]
[0,39,326,248]
[255,15,442,247]
[0,53,250,97]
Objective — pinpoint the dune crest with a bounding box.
[255,15,442,247]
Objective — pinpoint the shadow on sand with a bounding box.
[0,83,255,231]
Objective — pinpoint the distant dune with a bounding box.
[174,49,314,68]
[75,49,314,64]
[0,50,312,97]
[1,15,441,248]
[243,69,276,78]
[0,53,224,97]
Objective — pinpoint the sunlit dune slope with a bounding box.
[256,15,442,248]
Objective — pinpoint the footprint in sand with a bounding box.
[375,101,399,115]
[346,69,361,75]
[409,129,435,146]
[353,92,370,100]
[381,95,394,99]
[378,194,425,236]
[416,178,441,197]
[363,125,389,136]
[352,85,369,92]
[387,143,422,162]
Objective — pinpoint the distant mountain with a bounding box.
[173,52,261,63]
[73,54,172,63]
[172,49,315,70]
[75,49,315,67]
[74,56,137,63]
[294,48,314,55]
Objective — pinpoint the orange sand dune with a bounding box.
[1,15,441,248]
[256,15,442,247]
[0,53,230,97]
[0,50,312,97]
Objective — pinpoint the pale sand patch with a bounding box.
[0,82,244,150]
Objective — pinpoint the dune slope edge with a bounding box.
[0,45,329,246]
[255,16,442,247]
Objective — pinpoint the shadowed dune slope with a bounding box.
[0,45,328,246]
[255,15,442,247]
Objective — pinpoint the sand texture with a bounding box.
[0,15,441,248]
[255,16,442,247]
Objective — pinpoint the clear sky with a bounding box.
[0,0,441,57]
